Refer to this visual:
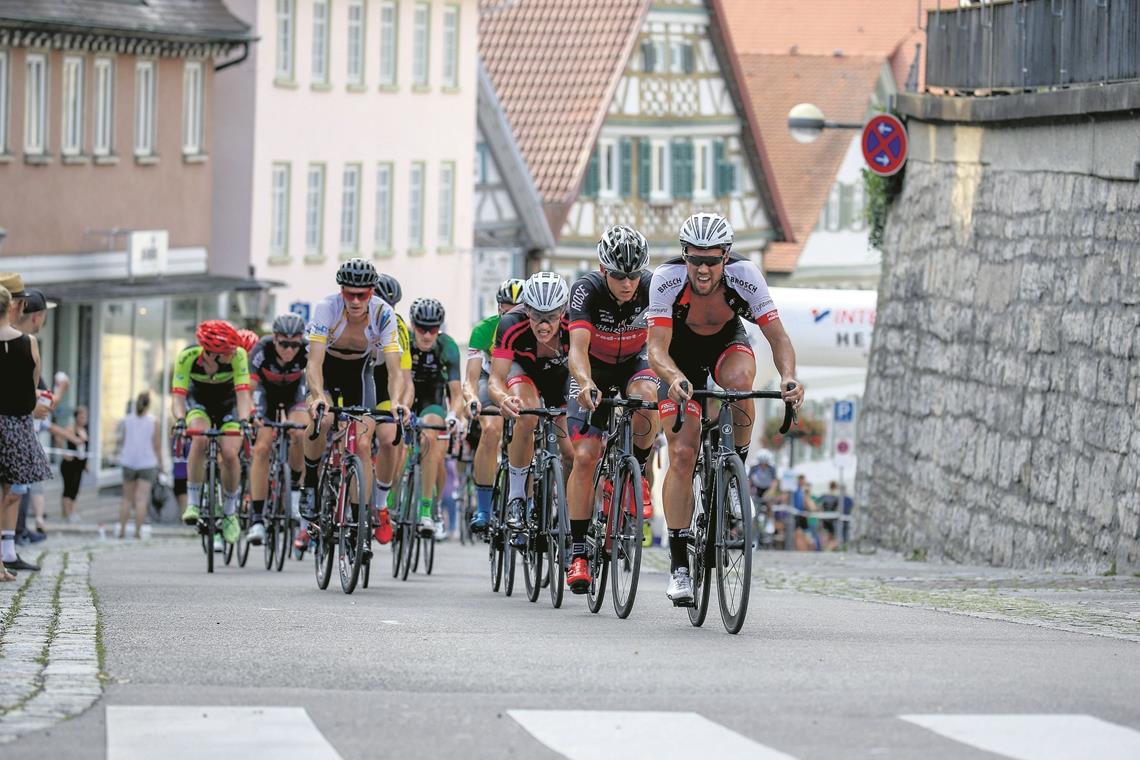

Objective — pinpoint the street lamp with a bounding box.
[232,267,272,329]
[787,103,863,144]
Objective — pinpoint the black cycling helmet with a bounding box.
[374,273,402,305]
[410,297,445,328]
[597,225,649,274]
[335,257,378,288]
[496,278,525,306]
[271,313,306,337]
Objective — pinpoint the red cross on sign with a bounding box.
[862,114,908,177]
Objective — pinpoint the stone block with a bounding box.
[1096,358,1129,404]
[1061,309,1094,347]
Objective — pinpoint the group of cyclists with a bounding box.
[168,209,803,611]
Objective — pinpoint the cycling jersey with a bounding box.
[493,306,570,406]
[171,345,251,427]
[249,336,307,416]
[646,256,779,329]
[466,314,500,376]
[568,271,652,365]
[308,292,401,408]
[374,312,412,410]
[411,332,461,415]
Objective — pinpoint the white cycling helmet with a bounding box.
[522,272,570,312]
[679,212,734,253]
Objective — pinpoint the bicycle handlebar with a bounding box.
[671,381,797,435]
[185,428,243,438]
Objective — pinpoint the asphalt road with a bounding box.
[5,537,1140,759]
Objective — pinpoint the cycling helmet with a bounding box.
[374,273,403,306]
[597,225,649,274]
[196,320,239,353]
[410,297,445,328]
[679,212,734,253]
[236,329,260,353]
[521,272,570,312]
[335,257,378,288]
[496,278,525,306]
[271,313,306,337]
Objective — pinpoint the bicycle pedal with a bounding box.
[671,598,696,608]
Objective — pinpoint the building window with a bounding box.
[598,138,617,198]
[475,142,488,184]
[0,51,8,153]
[670,41,695,74]
[271,163,291,257]
[692,139,712,199]
[412,3,430,87]
[312,0,330,84]
[93,58,114,156]
[24,53,48,155]
[408,161,425,249]
[441,5,459,88]
[379,1,398,86]
[850,181,866,231]
[182,61,204,155]
[340,164,361,254]
[640,39,657,73]
[650,138,670,201]
[347,0,365,86]
[276,0,295,81]
[304,164,325,255]
[374,162,393,251]
[62,56,84,156]
[826,185,841,231]
[134,60,156,156]
[438,161,454,247]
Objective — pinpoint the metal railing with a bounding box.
[925,0,1140,92]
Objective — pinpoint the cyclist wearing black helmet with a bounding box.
[463,277,523,532]
[564,225,660,593]
[407,297,462,538]
[299,258,408,530]
[370,273,412,545]
[246,312,310,544]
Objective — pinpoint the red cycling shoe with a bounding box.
[640,477,653,519]
[567,556,591,594]
[293,526,310,550]
[602,478,653,520]
[374,507,393,545]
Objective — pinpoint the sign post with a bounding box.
[862,114,908,177]
[833,400,856,488]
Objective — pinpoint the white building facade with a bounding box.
[214,0,478,334]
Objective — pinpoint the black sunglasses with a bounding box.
[275,339,303,348]
[604,269,641,282]
[682,252,725,268]
[525,308,563,326]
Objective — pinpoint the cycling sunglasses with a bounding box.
[604,269,641,282]
[682,252,726,268]
[525,307,564,326]
[341,288,372,302]
[275,339,303,349]
[413,324,440,334]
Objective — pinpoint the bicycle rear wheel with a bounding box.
[489,464,507,592]
[716,455,752,634]
[237,464,251,568]
[522,524,544,603]
[504,542,517,596]
[204,461,217,574]
[585,464,609,614]
[687,471,712,626]
[546,461,566,609]
[264,470,279,571]
[424,534,436,574]
[338,455,368,594]
[398,467,417,581]
[610,459,643,620]
[314,469,337,590]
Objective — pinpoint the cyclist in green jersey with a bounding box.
[462,278,524,532]
[171,320,253,544]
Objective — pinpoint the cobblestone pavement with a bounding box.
[643,546,1140,642]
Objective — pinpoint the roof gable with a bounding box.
[0,0,253,41]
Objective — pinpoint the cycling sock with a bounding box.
[304,457,320,489]
[374,481,391,512]
[475,485,493,517]
[633,445,652,469]
[223,490,240,517]
[570,519,590,558]
[735,444,749,463]
[418,497,434,519]
[251,499,265,521]
[290,469,302,489]
[187,483,202,508]
[668,528,691,572]
[1,532,16,563]
[508,465,529,502]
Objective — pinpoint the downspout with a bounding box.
[215,41,249,72]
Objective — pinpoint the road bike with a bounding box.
[391,415,449,581]
[183,426,241,574]
[260,410,306,572]
[235,425,255,567]
[514,407,569,609]
[671,383,796,633]
[471,406,517,595]
[584,394,657,619]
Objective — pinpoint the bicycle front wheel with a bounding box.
[424,534,436,575]
[546,460,567,609]
[338,455,368,594]
[610,458,643,619]
[204,462,217,574]
[585,463,609,614]
[715,455,753,634]
[264,469,279,571]
[687,471,712,627]
[314,469,337,590]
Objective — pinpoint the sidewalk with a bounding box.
[26,484,189,540]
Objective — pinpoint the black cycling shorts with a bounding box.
[658,318,753,416]
[567,355,658,439]
[322,354,374,408]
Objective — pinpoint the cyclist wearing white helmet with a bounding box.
[463,277,524,532]
[488,271,574,534]
[563,225,660,593]
[646,212,803,606]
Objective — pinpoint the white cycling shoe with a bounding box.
[247,522,266,545]
[418,516,435,538]
[433,520,447,541]
[666,567,695,606]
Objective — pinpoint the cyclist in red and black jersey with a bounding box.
[647,212,803,605]
[488,272,573,533]
[564,226,660,593]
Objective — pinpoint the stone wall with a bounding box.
[856,115,1140,573]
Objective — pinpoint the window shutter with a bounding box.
[714,139,726,197]
[682,43,695,74]
[619,138,632,198]
[638,138,651,200]
[839,183,853,228]
[583,149,599,197]
[672,139,692,199]
[641,40,656,73]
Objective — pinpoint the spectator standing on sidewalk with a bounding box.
[117,391,161,539]
[0,281,52,580]
[56,406,89,523]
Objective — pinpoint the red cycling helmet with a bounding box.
[236,329,260,353]
[196,320,240,353]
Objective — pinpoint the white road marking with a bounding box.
[508,710,798,760]
[106,706,342,760]
[901,714,1140,760]
[258,607,284,611]
[381,619,400,625]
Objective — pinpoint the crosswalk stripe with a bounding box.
[901,714,1140,760]
[106,706,342,760]
[508,710,798,760]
